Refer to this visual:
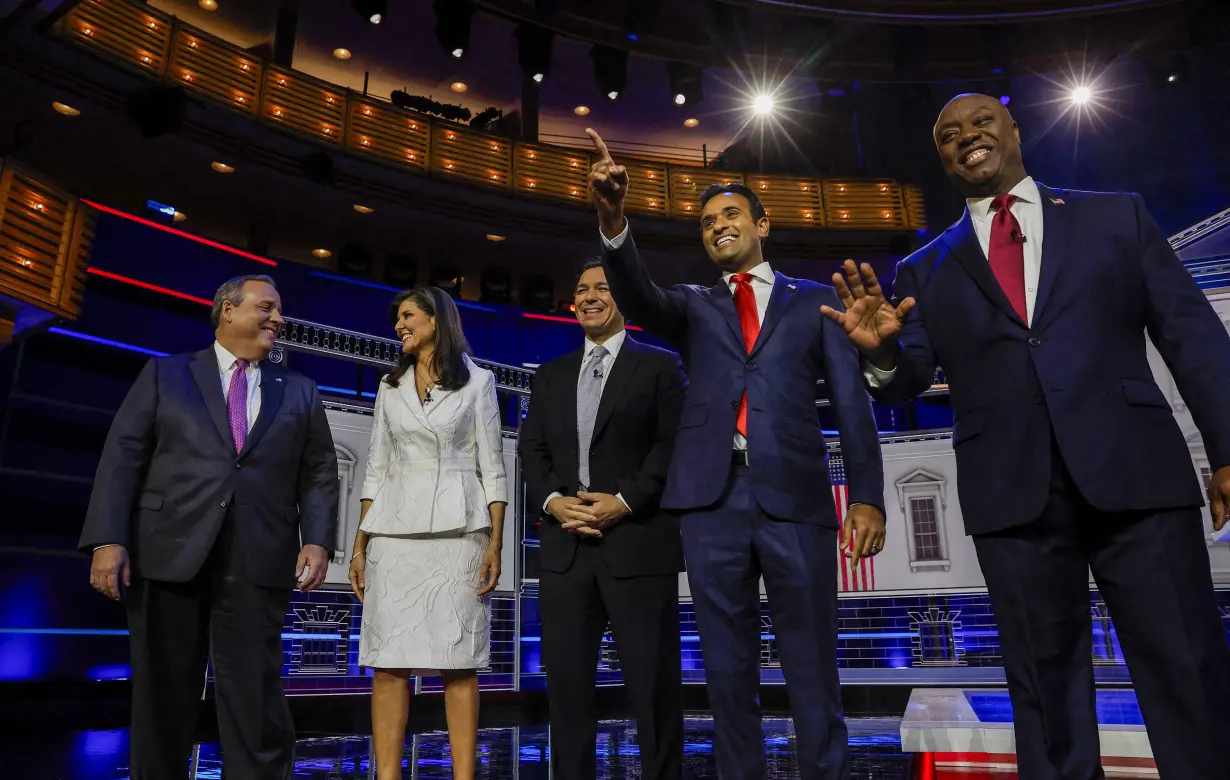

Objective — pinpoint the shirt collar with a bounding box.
[967,176,1040,221]
[214,341,259,372]
[722,261,775,287]
[584,328,626,360]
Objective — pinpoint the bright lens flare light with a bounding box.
[1070,86,1093,105]
[752,94,775,116]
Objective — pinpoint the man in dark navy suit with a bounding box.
[80,275,340,780]
[586,130,887,780]
[824,93,1230,779]
[519,259,686,780]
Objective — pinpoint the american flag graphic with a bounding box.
[830,457,875,592]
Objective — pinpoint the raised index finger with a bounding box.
[586,128,612,162]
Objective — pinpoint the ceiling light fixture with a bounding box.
[450,81,468,93]
[667,61,703,106]
[172,211,187,223]
[516,23,554,84]
[574,105,590,116]
[591,45,628,103]
[351,0,386,24]
[435,0,476,59]
[312,248,333,258]
[52,101,80,116]
[486,234,506,242]
[683,117,699,128]
[211,161,235,173]
[353,204,374,214]
[199,0,218,10]
[333,48,352,60]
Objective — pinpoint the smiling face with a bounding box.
[393,299,437,356]
[934,94,1028,198]
[700,192,770,274]
[573,265,625,342]
[218,280,283,360]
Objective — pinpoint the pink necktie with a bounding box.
[988,193,1028,323]
[732,274,760,438]
[228,359,248,454]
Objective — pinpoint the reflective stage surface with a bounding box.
[6,717,916,780]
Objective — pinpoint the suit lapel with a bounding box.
[941,213,1027,329]
[705,280,747,350]
[239,363,284,458]
[1032,185,1071,327]
[560,349,582,447]
[749,273,798,358]
[189,348,235,452]
[392,374,430,429]
[592,335,640,440]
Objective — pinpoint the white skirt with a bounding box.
[358,530,492,672]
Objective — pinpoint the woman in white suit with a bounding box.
[348,286,507,780]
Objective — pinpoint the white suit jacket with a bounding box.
[360,357,508,536]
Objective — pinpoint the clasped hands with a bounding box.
[547,493,628,537]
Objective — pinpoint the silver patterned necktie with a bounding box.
[576,345,608,490]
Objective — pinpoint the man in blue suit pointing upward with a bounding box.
[823,93,1230,779]
[586,129,887,780]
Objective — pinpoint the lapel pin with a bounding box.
[276,377,283,382]
[787,283,797,290]
[1050,197,1065,205]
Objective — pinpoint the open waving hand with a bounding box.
[586,128,629,238]
[820,260,916,365]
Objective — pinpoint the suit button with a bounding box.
[745,361,756,371]
[1033,396,1044,405]
[730,399,739,410]
[235,463,242,469]
[220,501,228,508]
[1028,337,1040,347]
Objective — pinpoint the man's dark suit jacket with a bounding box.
[874,185,1230,536]
[603,236,885,525]
[519,335,687,578]
[79,347,340,588]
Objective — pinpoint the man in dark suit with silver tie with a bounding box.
[519,259,687,780]
[80,274,340,780]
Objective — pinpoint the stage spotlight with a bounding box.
[667,61,703,106]
[429,262,464,298]
[480,266,513,305]
[435,0,476,59]
[591,45,628,102]
[350,0,386,24]
[520,274,555,312]
[338,244,374,278]
[384,253,417,288]
[752,94,775,116]
[1069,85,1092,105]
[516,23,554,83]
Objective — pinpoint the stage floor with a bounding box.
[10,717,916,779]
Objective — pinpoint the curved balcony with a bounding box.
[53,0,926,234]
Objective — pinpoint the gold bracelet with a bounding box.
[351,550,365,561]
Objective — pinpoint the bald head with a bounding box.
[933,92,1027,198]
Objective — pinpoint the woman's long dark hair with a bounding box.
[385,287,472,391]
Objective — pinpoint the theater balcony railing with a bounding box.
[54,0,927,233]
[0,158,95,347]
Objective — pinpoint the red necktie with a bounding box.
[988,193,1028,323]
[732,273,760,437]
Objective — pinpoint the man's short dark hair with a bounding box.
[575,257,605,287]
[699,182,767,221]
[211,274,275,328]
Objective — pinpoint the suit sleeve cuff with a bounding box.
[600,221,630,250]
[543,491,563,513]
[862,358,897,388]
[615,492,632,513]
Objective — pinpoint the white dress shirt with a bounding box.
[543,328,632,513]
[215,341,262,433]
[864,176,1045,387]
[601,222,773,450]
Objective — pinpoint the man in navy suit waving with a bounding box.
[824,93,1230,779]
[587,129,887,780]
